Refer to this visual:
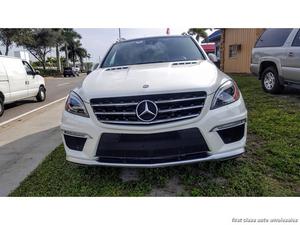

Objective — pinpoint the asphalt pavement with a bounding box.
[0,75,86,123]
[0,75,86,196]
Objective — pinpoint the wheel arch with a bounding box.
[39,84,46,92]
[259,59,284,84]
[0,91,4,103]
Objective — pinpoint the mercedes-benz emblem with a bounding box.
[136,100,158,122]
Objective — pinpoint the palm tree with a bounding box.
[187,28,208,42]
[77,48,88,71]
[61,29,81,67]
[66,40,88,71]
[52,29,64,72]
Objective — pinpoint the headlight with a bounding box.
[211,80,240,110]
[65,91,89,117]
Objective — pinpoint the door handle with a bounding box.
[25,81,29,85]
[288,52,294,57]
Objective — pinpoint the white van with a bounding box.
[0,56,46,117]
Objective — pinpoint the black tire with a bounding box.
[36,86,46,102]
[261,66,284,94]
[0,98,4,117]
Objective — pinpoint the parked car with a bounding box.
[63,67,76,77]
[61,35,247,167]
[251,28,300,93]
[0,56,46,116]
[72,65,80,75]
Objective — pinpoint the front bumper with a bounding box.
[61,94,247,168]
[250,64,259,77]
[65,148,245,168]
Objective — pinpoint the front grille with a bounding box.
[96,128,209,164]
[90,91,206,125]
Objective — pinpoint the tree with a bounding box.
[15,29,57,70]
[61,29,81,67]
[52,29,65,72]
[76,47,88,71]
[67,40,88,70]
[0,29,20,55]
[187,28,208,42]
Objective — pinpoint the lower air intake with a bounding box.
[96,128,209,164]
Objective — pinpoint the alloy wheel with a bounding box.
[264,72,275,90]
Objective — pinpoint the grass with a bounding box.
[10,75,300,196]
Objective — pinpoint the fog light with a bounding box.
[62,130,92,139]
[210,119,246,132]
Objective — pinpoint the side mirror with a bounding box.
[208,53,218,63]
[34,70,40,75]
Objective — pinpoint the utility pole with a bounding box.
[166,28,170,35]
[118,28,121,41]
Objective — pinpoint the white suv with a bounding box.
[61,35,247,167]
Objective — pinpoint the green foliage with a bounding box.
[11,75,299,196]
[188,28,209,41]
[0,28,21,55]
[0,28,89,72]
[85,62,93,71]
[37,69,62,77]
[60,29,88,69]
[14,29,58,69]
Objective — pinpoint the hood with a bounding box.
[79,60,229,101]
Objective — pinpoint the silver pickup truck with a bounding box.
[251,28,300,93]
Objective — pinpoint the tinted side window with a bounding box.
[292,30,300,46]
[255,29,292,47]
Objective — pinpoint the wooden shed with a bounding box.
[220,29,265,73]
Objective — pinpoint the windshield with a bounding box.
[101,36,205,68]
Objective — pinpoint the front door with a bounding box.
[22,61,39,97]
[283,29,300,83]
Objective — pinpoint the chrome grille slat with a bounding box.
[90,91,206,125]
[155,96,206,104]
[95,111,135,115]
[158,105,204,113]
[100,114,199,125]
[91,102,138,107]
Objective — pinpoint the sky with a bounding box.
[0,28,214,64]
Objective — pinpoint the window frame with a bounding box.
[229,45,238,58]
[22,61,35,75]
[254,28,292,48]
[292,29,300,47]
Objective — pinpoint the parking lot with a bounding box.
[9,75,300,197]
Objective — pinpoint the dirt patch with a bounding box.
[120,168,139,182]
[148,176,186,196]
